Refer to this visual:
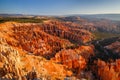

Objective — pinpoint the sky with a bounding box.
[0,0,120,15]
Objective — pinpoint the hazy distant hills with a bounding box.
[0,14,24,17]
[80,14,120,21]
[56,15,120,33]
[1,14,120,21]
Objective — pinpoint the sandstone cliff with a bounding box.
[0,38,72,80]
[0,21,94,79]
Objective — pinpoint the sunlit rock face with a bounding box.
[0,38,24,79]
[75,45,95,61]
[96,59,120,80]
[52,45,95,74]
[0,21,93,58]
[0,38,72,80]
[11,25,73,57]
[0,22,73,58]
[0,21,95,79]
[42,21,94,43]
[53,49,86,70]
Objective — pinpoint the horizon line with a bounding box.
[0,13,120,16]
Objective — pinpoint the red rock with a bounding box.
[96,59,120,80]
[41,21,94,43]
[105,41,120,53]
[0,37,72,79]
[53,49,86,71]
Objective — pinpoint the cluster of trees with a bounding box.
[0,17,47,23]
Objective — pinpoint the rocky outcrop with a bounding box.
[0,38,72,79]
[0,21,93,58]
[53,49,86,70]
[0,22,73,58]
[105,41,120,54]
[0,21,103,80]
[52,45,94,74]
[96,59,120,80]
[41,21,93,43]
[0,38,24,79]
[75,45,95,61]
